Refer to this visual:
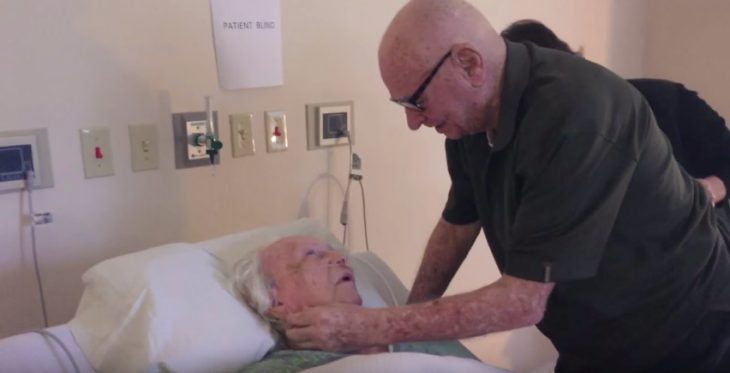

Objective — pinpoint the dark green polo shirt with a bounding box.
[442,41,730,372]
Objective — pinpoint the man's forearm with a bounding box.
[408,219,481,303]
[373,275,553,346]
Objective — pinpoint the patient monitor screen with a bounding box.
[322,112,348,138]
[0,145,33,182]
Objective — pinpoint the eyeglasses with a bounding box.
[390,50,452,112]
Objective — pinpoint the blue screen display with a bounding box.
[323,112,348,139]
[0,145,33,182]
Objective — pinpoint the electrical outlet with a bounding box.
[80,127,114,178]
[265,111,288,152]
[230,113,255,157]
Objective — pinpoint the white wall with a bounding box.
[644,0,730,123]
[0,1,646,371]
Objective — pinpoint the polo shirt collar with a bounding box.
[492,40,530,152]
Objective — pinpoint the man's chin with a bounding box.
[443,130,465,140]
[437,125,466,140]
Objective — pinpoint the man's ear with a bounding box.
[452,44,486,87]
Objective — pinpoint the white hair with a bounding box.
[231,245,275,323]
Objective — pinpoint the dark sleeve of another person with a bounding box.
[676,85,730,198]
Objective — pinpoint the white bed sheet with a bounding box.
[0,324,93,373]
[303,352,512,373]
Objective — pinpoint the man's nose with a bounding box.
[405,109,424,131]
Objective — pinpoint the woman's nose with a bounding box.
[327,251,347,265]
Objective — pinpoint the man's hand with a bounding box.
[699,176,727,206]
[282,304,376,352]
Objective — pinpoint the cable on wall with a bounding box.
[339,130,371,252]
[340,130,354,244]
[26,170,49,328]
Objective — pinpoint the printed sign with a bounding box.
[210,0,283,89]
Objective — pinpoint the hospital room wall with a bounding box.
[0,0,644,371]
[643,0,730,127]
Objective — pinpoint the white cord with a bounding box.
[26,170,49,328]
[339,129,372,253]
[356,178,370,252]
[340,130,355,244]
[30,330,81,373]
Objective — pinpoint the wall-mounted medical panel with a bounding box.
[80,127,115,178]
[0,128,53,193]
[305,101,354,150]
[172,111,220,169]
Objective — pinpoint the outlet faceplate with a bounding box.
[80,127,114,178]
[129,124,159,171]
[265,111,288,152]
[230,113,255,157]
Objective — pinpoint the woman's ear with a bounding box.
[268,304,288,321]
[452,44,486,87]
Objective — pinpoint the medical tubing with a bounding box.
[340,129,354,244]
[26,170,49,328]
[341,179,352,243]
[30,330,81,373]
[357,178,370,252]
[205,96,214,136]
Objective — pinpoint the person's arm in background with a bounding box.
[677,85,730,205]
[407,218,481,304]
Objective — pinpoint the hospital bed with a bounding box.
[0,219,553,372]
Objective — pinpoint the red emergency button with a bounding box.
[273,126,282,137]
[95,146,104,159]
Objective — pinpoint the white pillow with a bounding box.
[69,243,275,373]
[69,218,399,373]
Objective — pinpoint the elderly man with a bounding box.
[233,235,478,372]
[278,0,730,372]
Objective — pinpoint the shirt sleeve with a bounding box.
[676,85,730,201]
[506,129,640,282]
[442,139,480,225]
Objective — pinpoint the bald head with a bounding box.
[378,0,506,137]
[379,0,501,74]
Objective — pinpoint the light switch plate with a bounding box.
[80,127,114,178]
[265,111,288,152]
[129,124,159,171]
[230,113,255,157]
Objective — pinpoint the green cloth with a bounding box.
[240,340,477,373]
